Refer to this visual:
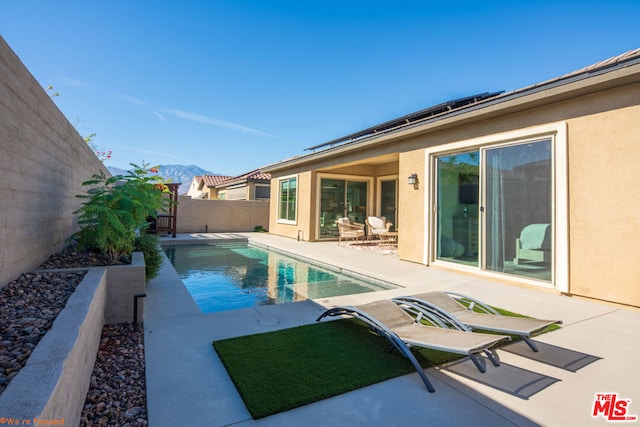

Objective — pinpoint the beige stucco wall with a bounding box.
[268,171,314,240]
[0,36,109,288]
[567,103,640,307]
[398,150,426,264]
[176,195,270,233]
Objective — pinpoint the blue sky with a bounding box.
[2,1,639,176]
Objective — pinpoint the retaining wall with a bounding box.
[0,254,145,426]
[0,35,109,288]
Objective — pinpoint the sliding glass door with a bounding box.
[485,140,552,281]
[319,178,368,239]
[436,151,479,266]
[435,139,552,281]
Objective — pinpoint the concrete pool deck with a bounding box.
[145,233,640,426]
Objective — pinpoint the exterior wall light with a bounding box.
[408,174,418,188]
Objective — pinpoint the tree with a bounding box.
[73,163,172,263]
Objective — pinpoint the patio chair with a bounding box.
[394,291,562,352]
[513,223,552,265]
[365,216,392,240]
[317,299,510,393]
[336,217,365,245]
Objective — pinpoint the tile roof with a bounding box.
[214,169,271,187]
[201,175,233,188]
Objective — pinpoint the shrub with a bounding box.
[134,233,163,281]
[254,225,268,232]
[73,163,173,263]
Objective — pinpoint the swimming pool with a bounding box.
[164,243,395,313]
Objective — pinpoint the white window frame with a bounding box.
[277,174,298,225]
[424,122,568,292]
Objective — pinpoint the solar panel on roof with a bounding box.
[304,91,504,152]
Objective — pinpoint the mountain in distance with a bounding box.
[107,164,217,194]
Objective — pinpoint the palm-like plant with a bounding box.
[73,163,172,263]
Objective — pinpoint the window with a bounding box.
[278,176,297,223]
[255,184,271,200]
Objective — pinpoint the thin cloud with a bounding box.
[117,94,152,107]
[163,108,278,138]
[116,93,278,139]
[152,111,167,122]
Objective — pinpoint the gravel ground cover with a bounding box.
[0,245,147,425]
[0,270,86,394]
[80,323,147,426]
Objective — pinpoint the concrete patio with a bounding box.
[144,233,640,426]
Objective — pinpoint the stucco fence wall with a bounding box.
[175,195,270,233]
[0,35,109,289]
[0,253,145,426]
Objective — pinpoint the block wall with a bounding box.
[0,36,109,287]
[176,196,270,233]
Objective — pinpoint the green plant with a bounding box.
[254,225,267,232]
[73,163,173,263]
[134,233,163,281]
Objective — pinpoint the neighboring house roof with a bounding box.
[263,48,640,172]
[214,169,271,188]
[199,175,233,190]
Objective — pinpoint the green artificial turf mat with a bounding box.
[213,305,560,419]
[212,319,457,419]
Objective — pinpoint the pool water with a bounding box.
[163,243,394,313]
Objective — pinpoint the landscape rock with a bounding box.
[0,245,147,425]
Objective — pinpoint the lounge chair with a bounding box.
[317,299,510,393]
[395,292,562,352]
[336,217,365,245]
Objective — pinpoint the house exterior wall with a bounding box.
[0,36,109,288]
[207,187,218,199]
[268,171,314,240]
[265,69,640,307]
[398,149,426,264]
[406,84,639,306]
[175,195,270,233]
[566,100,640,307]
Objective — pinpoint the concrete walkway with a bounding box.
[145,233,640,426]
